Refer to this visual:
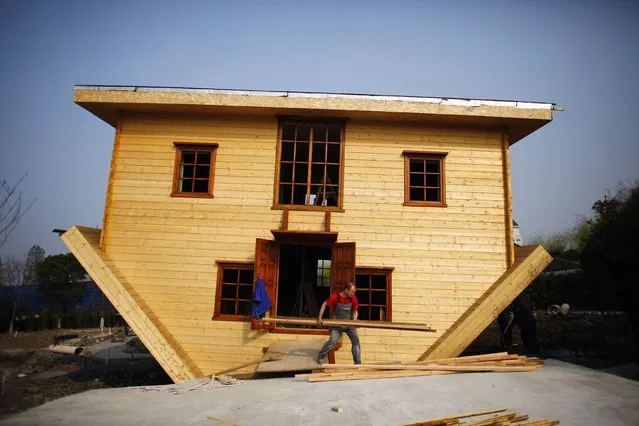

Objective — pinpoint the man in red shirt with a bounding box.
[315,282,361,364]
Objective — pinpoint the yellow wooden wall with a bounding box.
[101,113,508,374]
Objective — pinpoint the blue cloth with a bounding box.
[252,277,271,318]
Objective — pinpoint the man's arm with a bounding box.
[317,301,327,325]
[352,309,358,321]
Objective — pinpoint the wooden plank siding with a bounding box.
[83,113,512,376]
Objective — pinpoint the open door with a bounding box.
[331,242,356,293]
[252,238,279,330]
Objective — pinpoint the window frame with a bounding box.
[402,150,447,208]
[171,142,219,198]
[213,261,254,322]
[272,117,347,212]
[355,267,393,322]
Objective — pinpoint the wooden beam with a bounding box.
[213,353,283,377]
[306,370,454,382]
[400,408,507,426]
[259,316,435,332]
[501,131,514,267]
[99,119,122,250]
[281,210,289,231]
[325,211,331,232]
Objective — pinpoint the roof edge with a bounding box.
[74,85,557,110]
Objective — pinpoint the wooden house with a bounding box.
[62,86,555,382]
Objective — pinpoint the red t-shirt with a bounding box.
[325,292,359,311]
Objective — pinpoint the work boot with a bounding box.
[316,355,327,365]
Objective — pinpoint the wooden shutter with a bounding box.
[331,242,356,293]
[252,238,279,330]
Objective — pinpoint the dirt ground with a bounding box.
[0,314,636,419]
[0,329,171,419]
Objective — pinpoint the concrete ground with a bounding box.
[1,359,638,426]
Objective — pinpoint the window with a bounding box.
[402,151,447,207]
[172,143,218,197]
[275,119,344,209]
[355,268,392,321]
[317,259,331,287]
[214,262,254,320]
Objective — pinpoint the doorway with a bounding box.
[277,244,332,319]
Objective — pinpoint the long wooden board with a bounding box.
[259,316,435,332]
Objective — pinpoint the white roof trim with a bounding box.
[74,85,556,110]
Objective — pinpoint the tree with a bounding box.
[528,218,592,255]
[1,256,27,333]
[37,253,87,328]
[0,174,36,247]
[580,182,639,357]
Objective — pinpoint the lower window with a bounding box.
[214,262,254,320]
[355,268,392,321]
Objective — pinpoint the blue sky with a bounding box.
[1,0,638,258]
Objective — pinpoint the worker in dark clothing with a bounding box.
[512,295,540,355]
[497,310,513,347]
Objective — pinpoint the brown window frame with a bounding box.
[212,261,254,322]
[272,118,346,212]
[355,267,393,322]
[171,142,219,198]
[402,150,447,207]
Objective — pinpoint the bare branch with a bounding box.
[0,174,36,247]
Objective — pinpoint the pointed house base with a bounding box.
[418,245,552,361]
[61,226,200,382]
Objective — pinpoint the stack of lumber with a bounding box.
[297,352,543,382]
[400,408,559,425]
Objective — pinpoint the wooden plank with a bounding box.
[400,408,507,426]
[213,354,283,376]
[501,132,514,266]
[322,363,538,372]
[101,119,122,249]
[261,316,435,332]
[306,370,454,382]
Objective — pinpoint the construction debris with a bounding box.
[400,408,559,425]
[297,352,543,382]
[131,375,244,394]
[47,344,84,356]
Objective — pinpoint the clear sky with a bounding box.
[1,0,637,258]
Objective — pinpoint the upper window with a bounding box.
[213,262,254,321]
[172,143,218,197]
[402,151,447,207]
[275,119,344,209]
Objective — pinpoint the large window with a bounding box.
[214,262,254,320]
[402,151,447,207]
[172,143,218,197]
[275,120,344,209]
[355,268,392,321]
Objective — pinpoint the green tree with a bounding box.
[37,253,87,328]
[580,182,639,356]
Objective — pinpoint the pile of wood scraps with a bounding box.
[297,352,543,382]
[400,407,559,425]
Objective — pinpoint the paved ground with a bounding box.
[1,359,638,426]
